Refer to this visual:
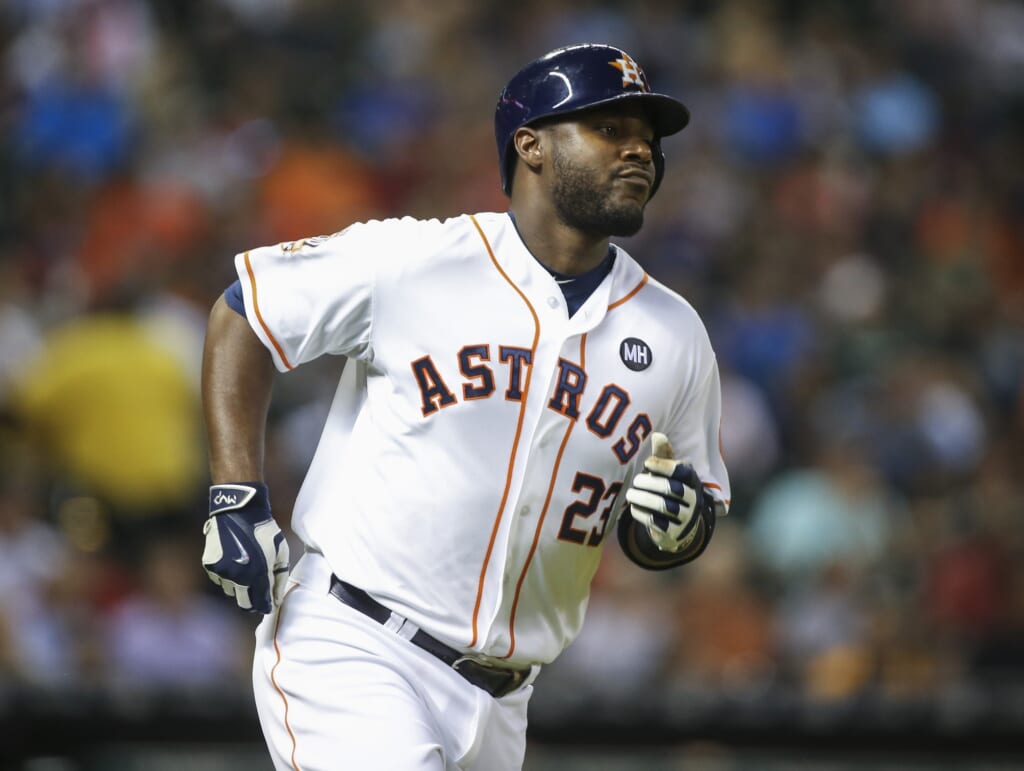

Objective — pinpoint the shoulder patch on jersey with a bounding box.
[279,226,352,254]
[619,337,652,371]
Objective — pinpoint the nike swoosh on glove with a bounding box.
[625,432,710,553]
[202,482,289,614]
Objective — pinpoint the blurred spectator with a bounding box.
[20,546,121,688]
[9,292,205,542]
[12,75,133,182]
[710,257,819,411]
[924,533,1008,642]
[717,1,807,165]
[540,546,677,701]
[747,437,903,582]
[0,437,117,688]
[74,175,211,305]
[854,66,939,157]
[0,262,43,403]
[0,437,62,603]
[718,368,782,492]
[872,355,989,494]
[775,563,872,700]
[971,557,1024,685]
[0,437,67,685]
[257,135,385,244]
[668,520,777,693]
[105,535,250,689]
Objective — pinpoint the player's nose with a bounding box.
[620,139,653,163]
[618,126,654,163]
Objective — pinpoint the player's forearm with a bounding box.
[202,294,276,484]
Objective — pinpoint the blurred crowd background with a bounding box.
[1,0,1023,765]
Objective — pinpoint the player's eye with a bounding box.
[595,124,618,137]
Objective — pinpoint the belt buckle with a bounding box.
[493,668,526,698]
[451,654,489,676]
[452,655,525,698]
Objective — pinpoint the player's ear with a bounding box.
[513,127,544,173]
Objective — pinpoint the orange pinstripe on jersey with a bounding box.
[244,251,295,371]
[502,333,588,659]
[608,273,648,311]
[270,584,302,770]
[702,481,731,505]
[467,214,540,648]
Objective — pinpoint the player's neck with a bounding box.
[507,207,610,276]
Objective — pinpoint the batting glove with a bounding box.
[202,482,290,614]
[625,433,712,553]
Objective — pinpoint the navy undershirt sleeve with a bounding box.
[224,279,247,318]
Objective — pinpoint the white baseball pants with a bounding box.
[253,551,533,770]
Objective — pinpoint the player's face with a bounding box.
[547,105,657,237]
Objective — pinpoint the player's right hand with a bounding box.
[202,482,290,614]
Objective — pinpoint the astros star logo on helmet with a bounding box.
[609,52,648,90]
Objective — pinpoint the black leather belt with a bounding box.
[328,575,531,699]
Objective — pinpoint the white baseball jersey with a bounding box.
[235,211,730,668]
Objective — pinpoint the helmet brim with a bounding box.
[528,91,690,139]
[585,92,691,137]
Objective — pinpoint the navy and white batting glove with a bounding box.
[625,433,711,553]
[202,482,290,614]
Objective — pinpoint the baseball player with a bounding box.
[201,44,730,770]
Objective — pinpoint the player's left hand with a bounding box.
[625,432,711,553]
[202,482,290,614]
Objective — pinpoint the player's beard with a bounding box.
[550,146,646,237]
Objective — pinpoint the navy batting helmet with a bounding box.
[495,44,690,197]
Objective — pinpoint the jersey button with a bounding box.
[547,296,559,309]
[519,505,530,517]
